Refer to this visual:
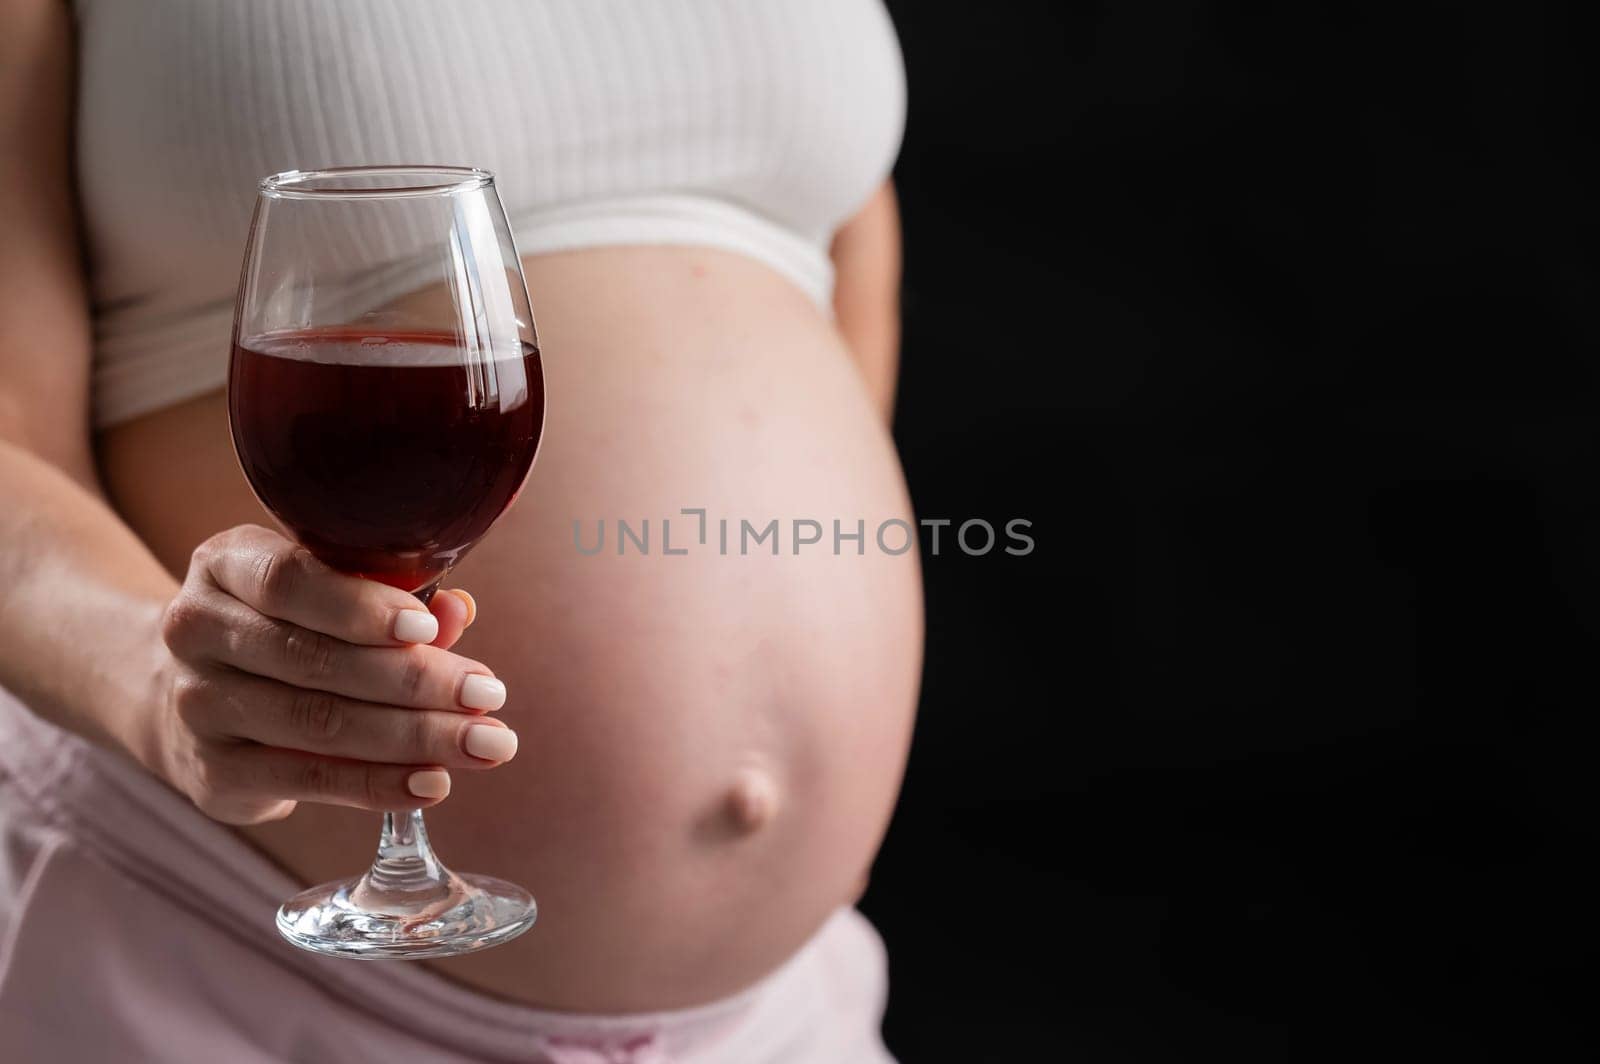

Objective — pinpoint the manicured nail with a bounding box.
[394,609,439,644]
[447,589,478,627]
[460,675,507,711]
[464,724,518,762]
[407,769,451,799]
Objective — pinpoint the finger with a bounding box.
[193,592,507,711]
[225,745,453,812]
[194,796,299,828]
[446,589,477,627]
[428,589,471,650]
[197,525,441,647]
[207,672,519,768]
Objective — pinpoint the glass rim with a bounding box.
[258,165,494,201]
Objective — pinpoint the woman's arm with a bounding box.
[1,0,97,486]
[0,0,173,757]
[0,0,515,823]
[830,180,903,423]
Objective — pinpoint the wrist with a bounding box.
[89,598,178,781]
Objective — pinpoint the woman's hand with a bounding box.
[149,524,518,825]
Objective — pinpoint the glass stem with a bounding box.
[349,809,454,915]
[348,578,456,915]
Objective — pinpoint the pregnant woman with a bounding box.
[0,2,920,1061]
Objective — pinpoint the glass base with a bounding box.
[277,869,537,959]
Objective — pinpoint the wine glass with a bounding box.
[228,166,543,958]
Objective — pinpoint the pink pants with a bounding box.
[0,692,894,1062]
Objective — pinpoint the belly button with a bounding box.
[726,765,779,832]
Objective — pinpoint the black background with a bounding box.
[860,1,1600,1059]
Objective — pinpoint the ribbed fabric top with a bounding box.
[71,0,906,428]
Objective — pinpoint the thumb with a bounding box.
[427,588,476,649]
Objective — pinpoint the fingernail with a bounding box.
[407,769,451,799]
[464,724,518,762]
[448,589,478,627]
[394,609,439,644]
[460,674,507,711]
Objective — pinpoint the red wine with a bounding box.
[229,327,544,592]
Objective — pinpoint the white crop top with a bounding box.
[71,0,906,428]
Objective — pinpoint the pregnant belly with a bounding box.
[97,247,923,1011]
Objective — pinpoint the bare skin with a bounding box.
[1,0,920,1012]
